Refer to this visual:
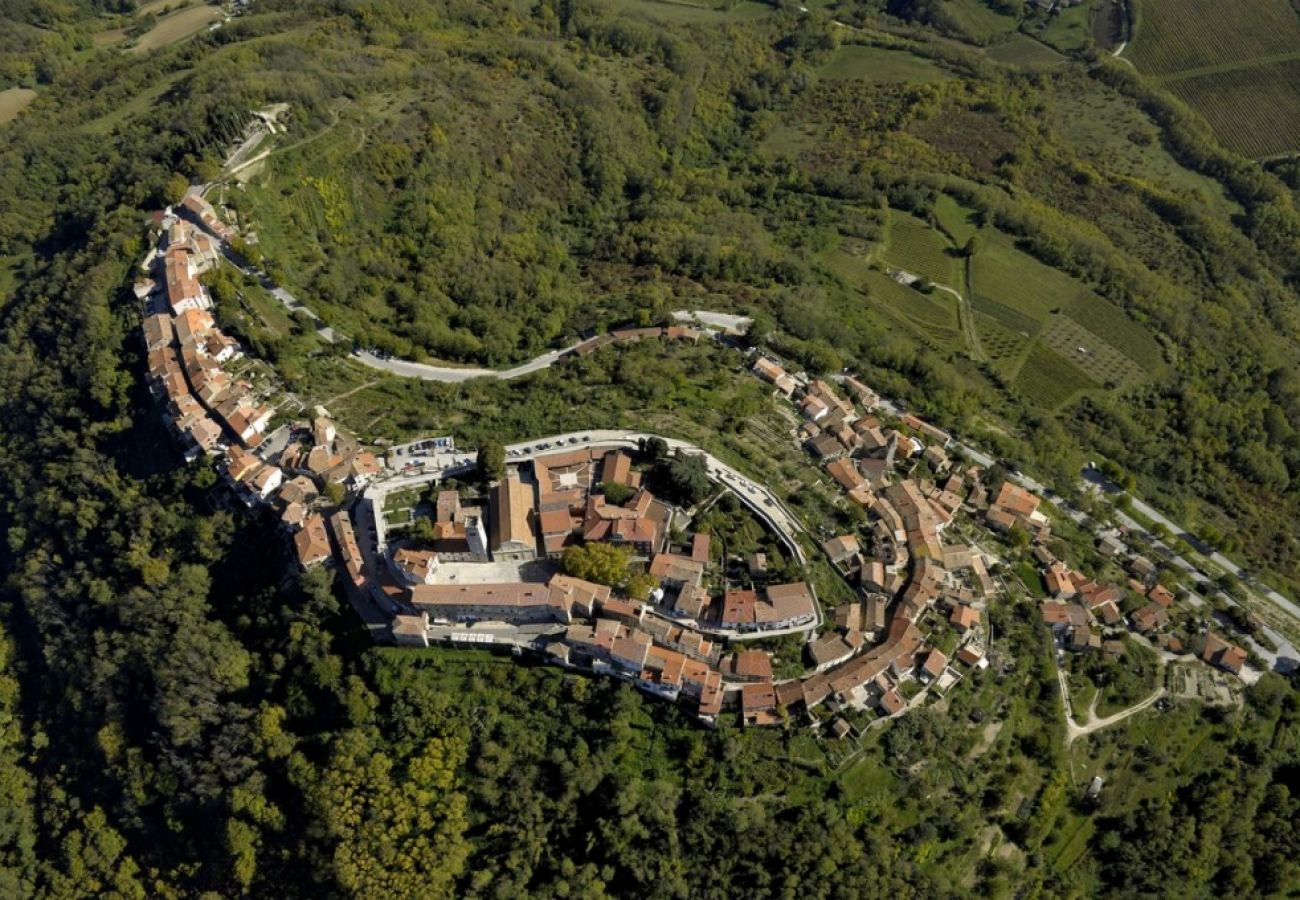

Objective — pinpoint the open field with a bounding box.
[984,35,1067,68]
[1058,290,1160,367]
[139,0,197,14]
[818,44,956,83]
[0,88,36,125]
[1029,2,1095,53]
[933,194,979,246]
[78,70,187,134]
[939,0,1020,43]
[93,27,129,46]
[128,4,223,54]
[1165,58,1300,158]
[821,245,874,286]
[882,211,961,286]
[606,0,776,23]
[971,233,1070,323]
[1128,0,1300,76]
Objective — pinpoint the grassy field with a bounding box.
[817,44,955,83]
[933,194,980,246]
[0,87,36,125]
[821,244,874,286]
[1028,2,1095,53]
[78,69,187,134]
[984,35,1067,68]
[881,211,962,286]
[1043,87,1240,219]
[1125,0,1300,156]
[606,0,776,23]
[940,0,1020,43]
[128,4,223,54]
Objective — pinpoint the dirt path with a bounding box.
[320,379,380,408]
[890,266,985,362]
[1059,663,1164,745]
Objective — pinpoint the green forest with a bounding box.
[2,0,1300,896]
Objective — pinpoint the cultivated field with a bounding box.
[1126,0,1300,156]
[1166,58,1300,158]
[607,0,775,24]
[128,4,223,54]
[863,270,963,347]
[0,88,36,125]
[970,233,1062,324]
[881,211,961,286]
[1013,343,1098,409]
[818,44,955,83]
[970,232,1156,405]
[1128,0,1300,76]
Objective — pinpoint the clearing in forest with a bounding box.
[0,88,37,125]
[817,44,955,83]
[128,4,224,54]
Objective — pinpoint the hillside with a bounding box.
[0,0,1299,896]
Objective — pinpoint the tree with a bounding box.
[164,173,190,205]
[561,543,632,586]
[477,441,506,483]
[639,436,669,463]
[653,453,712,507]
[409,516,436,544]
[626,571,659,601]
[962,234,981,257]
[600,481,634,505]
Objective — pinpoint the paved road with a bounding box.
[672,309,752,332]
[353,311,750,383]
[354,347,566,383]
[1081,468,1300,669]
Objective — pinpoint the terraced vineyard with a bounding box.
[863,270,962,346]
[1165,58,1300,158]
[1060,291,1161,367]
[972,293,1042,339]
[1127,0,1300,75]
[1013,343,1100,410]
[969,231,1156,403]
[1126,0,1300,156]
[881,212,961,286]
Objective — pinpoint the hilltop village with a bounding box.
[136,198,1254,734]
